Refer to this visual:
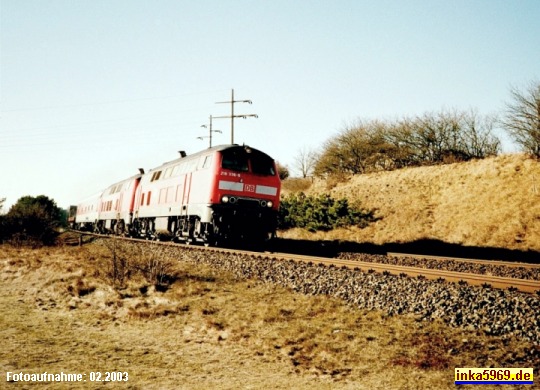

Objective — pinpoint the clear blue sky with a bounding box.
[1,0,539,210]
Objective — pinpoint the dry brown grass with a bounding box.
[2,243,538,389]
[281,154,540,252]
[281,177,314,193]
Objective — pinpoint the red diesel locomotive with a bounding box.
[73,144,281,245]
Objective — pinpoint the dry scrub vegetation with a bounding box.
[281,153,540,252]
[1,240,538,389]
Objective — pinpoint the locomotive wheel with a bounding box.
[204,236,220,247]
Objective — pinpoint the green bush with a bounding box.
[2,195,63,246]
[278,193,376,232]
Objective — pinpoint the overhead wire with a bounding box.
[1,90,231,149]
[0,88,228,113]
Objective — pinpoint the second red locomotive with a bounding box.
[72,144,281,245]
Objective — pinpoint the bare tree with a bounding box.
[502,81,540,157]
[293,146,318,178]
[314,123,371,176]
[459,110,500,159]
[390,109,500,164]
[314,120,395,176]
[313,110,502,178]
[411,110,464,163]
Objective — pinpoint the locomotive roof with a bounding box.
[104,172,144,189]
[76,144,274,203]
[150,144,272,171]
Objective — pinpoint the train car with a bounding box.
[73,192,102,231]
[132,144,280,245]
[67,205,77,226]
[72,175,142,234]
[95,173,143,234]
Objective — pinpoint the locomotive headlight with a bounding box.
[221,195,229,203]
[266,200,273,208]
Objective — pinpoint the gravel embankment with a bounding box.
[169,248,540,347]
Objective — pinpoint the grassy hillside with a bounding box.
[281,153,540,252]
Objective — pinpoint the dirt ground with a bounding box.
[1,243,537,389]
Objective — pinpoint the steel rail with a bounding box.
[75,233,540,294]
[387,252,540,269]
[270,252,540,294]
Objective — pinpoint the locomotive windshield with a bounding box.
[221,147,276,176]
[221,148,249,172]
[250,151,275,175]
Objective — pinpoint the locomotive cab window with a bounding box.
[151,171,162,182]
[202,155,212,169]
[163,166,173,179]
[250,151,276,176]
[221,149,249,172]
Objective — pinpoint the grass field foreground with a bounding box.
[1,242,538,389]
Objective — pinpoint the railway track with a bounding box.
[71,232,540,294]
[388,252,540,269]
[273,252,540,294]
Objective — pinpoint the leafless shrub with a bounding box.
[136,243,177,287]
[389,109,500,165]
[314,119,393,176]
[98,239,176,288]
[501,80,540,158]
[100,238,135,287]
[99,240,178,289]
[314,111,501,176]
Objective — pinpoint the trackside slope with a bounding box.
[281,154,540,252]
